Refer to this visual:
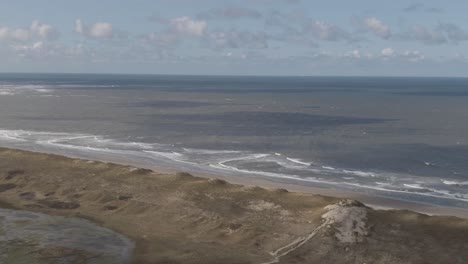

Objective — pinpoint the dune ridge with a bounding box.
[0,147,468,264]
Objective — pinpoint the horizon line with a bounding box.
[0,72,467,79]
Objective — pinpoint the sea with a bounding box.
[0,73,467,208]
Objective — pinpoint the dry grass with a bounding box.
[0,147,467,264]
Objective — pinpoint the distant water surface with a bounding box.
[0,74,467,208]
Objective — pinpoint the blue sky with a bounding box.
[0,0,467,76]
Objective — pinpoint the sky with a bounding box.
[0,0,467,76]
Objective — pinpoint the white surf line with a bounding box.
[260,222,327,264]
[212,160,468,202]
[286,157,311,166]
[0,133,27,141]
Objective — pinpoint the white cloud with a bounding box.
[10,41,61,59]
[381,47,394,57]
[307,20,349,41]
[74,19,113,39]
[317,48,425,65]
[30,20,58,40]
[400,25,446,44]
[0,20,57,42]
[402,50,425,62]
[364,17,391,39]
[141,17,207,51]
[74,19,84,34]
[378,48,424,62]
[10,28,30,42]
[206,30,268,49]
[170,17,207,36]
[345,49,361,58]
[436,23,468,43]
[12,41,44,52]
[90,22,113,38]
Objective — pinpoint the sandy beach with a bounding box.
[15,144,467,220]
[1,147,468,264]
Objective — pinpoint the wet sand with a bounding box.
[1,147,468,264]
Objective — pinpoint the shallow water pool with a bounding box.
[0,208,134,264]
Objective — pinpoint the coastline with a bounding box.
[2,145,467,219]
[1,147,468,264]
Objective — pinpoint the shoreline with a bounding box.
[2,145,468,219]
[1,147,468,263]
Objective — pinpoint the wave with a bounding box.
[182,148,242,155]
[0,84,54,96]
[143,150,198,166]
[212,160,468,202]
[403,184,425,189]
[344,182,468,202]
[0,131,28,141]
[209,162,318,183]
[54,84,120,88]
[0,128,467,205]
[143,150,182,159]
[342,170,376,178]
[442,180,468,186]
[286,157,311,166]
[42,138,134,156]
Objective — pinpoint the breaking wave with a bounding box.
[0,128,467,205]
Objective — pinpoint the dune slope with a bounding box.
[0,147,468,264]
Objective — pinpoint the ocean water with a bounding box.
[0,73,467,208]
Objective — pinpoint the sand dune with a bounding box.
[1,147,468,264]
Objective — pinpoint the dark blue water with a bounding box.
[0,74,467,208]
